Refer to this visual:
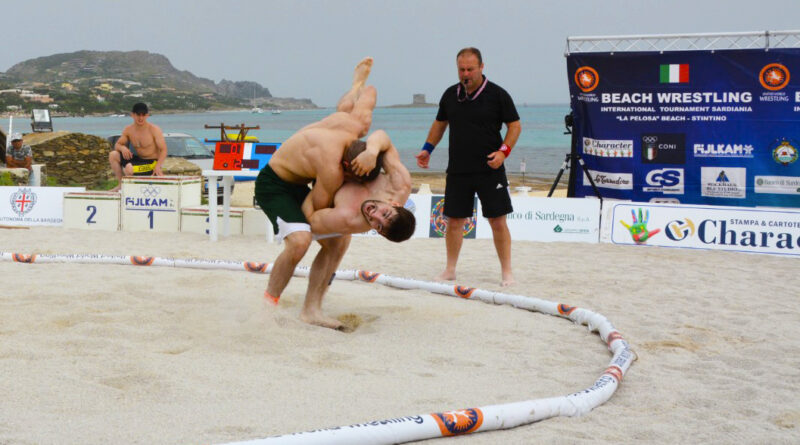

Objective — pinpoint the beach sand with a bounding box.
[1,224,799,444]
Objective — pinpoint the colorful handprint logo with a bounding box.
[620,208,660,244]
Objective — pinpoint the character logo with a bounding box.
[358,270,380,282]
[244,262,268,273]
[574,66,599,92]
[454,286,476,298]
[759,63,790,91]
[558,303,577,315]
[770,139,799,166]
[664,218,696,241]
[9,188,37,217]
[130,256,155,266]
[432,408,484,436]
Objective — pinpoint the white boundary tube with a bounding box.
[1,251,635,444]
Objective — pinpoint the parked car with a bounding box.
[107,132,228,202]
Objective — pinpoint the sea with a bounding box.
[4,105,572,176]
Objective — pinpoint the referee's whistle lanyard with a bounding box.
[456,76,488,102]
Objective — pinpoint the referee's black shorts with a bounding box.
[444,170,513,219]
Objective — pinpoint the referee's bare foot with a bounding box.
[435,270,456,282]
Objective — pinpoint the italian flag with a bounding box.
[660,64,689,83]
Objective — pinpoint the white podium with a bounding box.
[63,191,121,231]
[202,170,259,241]
[121,175,201,232]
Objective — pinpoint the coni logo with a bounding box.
[664,218,696,241]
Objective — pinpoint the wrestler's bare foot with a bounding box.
[501,274,516,287]
[352,57,373,89]
[110,184,121,192]
[435,270,456,282]
[337,57,374,113]
[300,308,344,331]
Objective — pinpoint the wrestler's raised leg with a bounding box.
[349,85,376,137]
[336,57,373,113]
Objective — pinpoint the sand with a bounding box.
[1,226,799,444]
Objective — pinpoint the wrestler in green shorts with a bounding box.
[254,165,312,236]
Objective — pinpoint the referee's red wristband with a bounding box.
[499,144,512,157]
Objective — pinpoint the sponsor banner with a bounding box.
[644,168,684,194]
[567,48,800,208]
[584,170,633,190]
[476,197,600,242]
[582,137,633,157]
[641,134,686,164]
[604,201,800,256]
[700,167,747,198]
[754,175,800,195]
[354,195,600,243]
[0,186,85,226]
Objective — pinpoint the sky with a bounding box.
[3,0,800,107]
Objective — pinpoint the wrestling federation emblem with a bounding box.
[432,408,484,436]
[759,63,790,91]
[574,66,599,92]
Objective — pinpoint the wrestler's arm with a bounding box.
[310,158,344,210]
[301,192,358,234]
[369,130,411,202]
[152,125,168,176]
[349,129,395,177]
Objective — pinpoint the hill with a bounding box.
[0,50,314,114]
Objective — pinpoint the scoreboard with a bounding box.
[212,142,280,171]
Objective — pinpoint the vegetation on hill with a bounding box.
[0,50,314,115]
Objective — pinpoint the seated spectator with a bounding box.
[108,102,167,192]
[6,133,32,171]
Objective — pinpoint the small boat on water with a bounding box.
[251,107,263,114]
[271,109,281,114]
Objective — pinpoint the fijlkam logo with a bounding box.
[10,188,37,217]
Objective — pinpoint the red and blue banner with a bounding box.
[566,48,800,208]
